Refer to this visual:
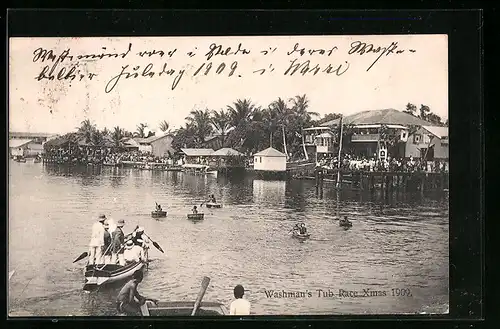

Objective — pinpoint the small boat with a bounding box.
[339,219,352,228]
[292,231,310,240]
[205,203,222,209]
[83,259,146,289]
[151,210,167,218]
[141,301,228,316]
[187,213,204,221]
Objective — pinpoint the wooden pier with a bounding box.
[314,169,449,197]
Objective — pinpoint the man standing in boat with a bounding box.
[111,219,126,266]
[116,270,158,316]
[102,220,113,264]
[88,214,106,266]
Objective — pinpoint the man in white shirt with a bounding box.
[88,214,106,265]
[229,285,251,315]
[123,240,144,264]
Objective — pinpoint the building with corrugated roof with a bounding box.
[253,147,287,172]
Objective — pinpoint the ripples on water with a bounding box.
[8,161,449,316]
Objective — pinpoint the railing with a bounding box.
[351,134,380,142]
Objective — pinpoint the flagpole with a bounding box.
[336,115,343,189]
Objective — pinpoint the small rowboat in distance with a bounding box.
[292,231,310,241]
[187,213,204,221]
[141,301,228,316]
[206,203,222,209]
[151,210,167,218]
[339,219,352,228]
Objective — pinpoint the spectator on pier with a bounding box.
[229,284,251,315]
[88,214,106,266]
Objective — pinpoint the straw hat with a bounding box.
[98,214,106,222]
[117,219,125,227]
[103,220,110,228]
[125,240,134,249]
[136,227,144,233]
[136,238,144,244]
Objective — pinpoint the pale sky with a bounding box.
[9,35,448,134]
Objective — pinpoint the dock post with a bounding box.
[420,173,425,198]
[381,172,385,200]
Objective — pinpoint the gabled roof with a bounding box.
[321,109,436,127]
[9,139,33,148]
[212,148,242,156]
[422,126,448,139]
[181,148,214,156]
[253,147,286,157]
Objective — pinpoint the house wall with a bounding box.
[138,144,152,153]
[254,156,286,171]
[151,135,175,157]
[10,147,25,156]
[405,135,449,160]
[24,142,44,156]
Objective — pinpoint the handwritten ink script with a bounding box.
[29,39,416,93]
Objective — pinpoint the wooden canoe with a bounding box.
[83,260,146,289]
[205,203,222,209]
[141,301,228,316]
[151,210,167,218]
[187,213,204,221]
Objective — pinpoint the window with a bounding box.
[413,134,422,144]
[260,157,262,163]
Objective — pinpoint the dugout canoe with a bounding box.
[83,260,146,289]
[140,301,228,316]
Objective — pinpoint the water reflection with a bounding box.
[253,180,286,205]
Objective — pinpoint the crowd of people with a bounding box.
[317,154,449,173]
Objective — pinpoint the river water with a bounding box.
[8,160,449,316]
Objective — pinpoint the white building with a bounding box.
[253,147,287,172]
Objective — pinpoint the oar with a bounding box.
[73,252,88,263]
[143,233,165,253]
[191,276,210,316]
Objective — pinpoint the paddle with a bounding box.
[142,233,165,253]
[73,252,89,263]
[191,276,211,316]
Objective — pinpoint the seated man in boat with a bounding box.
[132,227,148,246]
[116,270,158,316]
[192,206,198,214]
[209,194,217,203]
[123,240,145,264]
[340,216,352,226]
[292,223,301,234]
[229,284,251,315]
[155,202,162,211]
[101,220,113,264]
[299,223,307,235]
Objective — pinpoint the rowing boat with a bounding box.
[292,231,310,240]
[205,203,222,209]
[187,213,204,221]
[151,210,167,218]
[140,301,228,316]
[83,259,146,289]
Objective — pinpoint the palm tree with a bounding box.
[112,126,125,147]
[76,119,96,144]
[290,94,319,160]
[159,120,170,133]
[91,129,104,147]
[210,109,232,148]
[101,127,110,136]
[226,99,258,150]
[269,97,292,157]
[185,109,213,147]
[134,123,149,138]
